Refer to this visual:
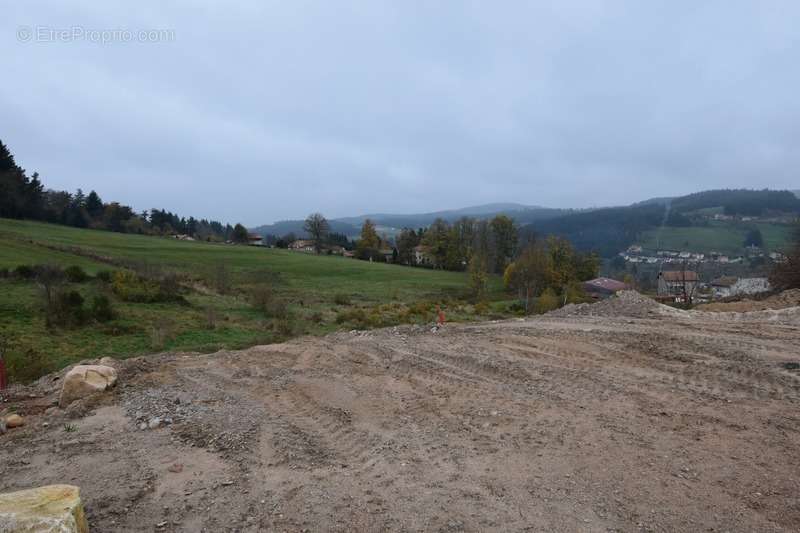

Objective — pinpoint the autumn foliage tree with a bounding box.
[503,241,552,313]
[504,236,599,313]
[356,219,382,260]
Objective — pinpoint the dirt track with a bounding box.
[2,297,800,532]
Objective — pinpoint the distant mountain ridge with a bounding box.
[336,202,541,225]
[251,189,800,257]
[525,188,800,256]
[251,203,568,238]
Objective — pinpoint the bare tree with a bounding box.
[303,213,330,254]
[680,260,700,307]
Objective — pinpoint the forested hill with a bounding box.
[524,189,800,257]
[251,205,571,238]
[0,139,244,241]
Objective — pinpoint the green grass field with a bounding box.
[0,219,510,381]
[639,221,792,254]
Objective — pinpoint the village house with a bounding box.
[657,270,699,301]
[247,234,263,246]
[288,239,315,253]
[414,245,432,266]
[712,276,770,298]
[327,245,346,255]
[378,248,396,263]
[710,276,738,298]
[582,277,628,299]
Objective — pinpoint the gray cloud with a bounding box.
[4,1,799,225]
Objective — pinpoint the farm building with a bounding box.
[582,277,628,299]
[247,234,264,246]
[657,270,699,300]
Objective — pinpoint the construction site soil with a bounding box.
[2,292,800,532]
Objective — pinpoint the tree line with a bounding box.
[0,139,243,241]
[292,212,521,274]
[292,212,600,309]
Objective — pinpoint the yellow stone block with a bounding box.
[0,485,88,533]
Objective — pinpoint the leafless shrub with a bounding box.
[205,307,218,330]
[150,320,174,351]
[214,263,232,294]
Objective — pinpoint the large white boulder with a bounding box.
[0,485,88,533]
[59,364,118,408]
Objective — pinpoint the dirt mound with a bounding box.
[697,288,800,312]
[2,310,800,531]
[548,290,669,318]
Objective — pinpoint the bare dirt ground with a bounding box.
[2,293,800,532]
[696,288,800,313]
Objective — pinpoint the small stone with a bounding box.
[148,418,162,430]
[5,414,24,428]
[168,463,183,473]
[139,422,147,431]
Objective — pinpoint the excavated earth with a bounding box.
[2,293,800,532]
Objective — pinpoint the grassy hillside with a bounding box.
[528,189,798,256]
[0,219,509,382]
[639,221,792,254]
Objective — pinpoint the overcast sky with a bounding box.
[4,1,799,225]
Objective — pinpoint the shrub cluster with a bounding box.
[44,288,87,328]
[111,270,183,303]
[13,264,36,279]
[5,348,55,384]
[64,265,89,283]
[95,270,113,282]
[6,264,90,283]
[333,293,352,306]
[90,295,115,322]
[250,285,290,319]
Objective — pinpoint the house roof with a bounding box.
[583,277,627,292]
[711,276,738,287]
[659,270,699,282]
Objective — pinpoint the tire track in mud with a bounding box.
[268,380,395,478]
[503,325,800,403]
